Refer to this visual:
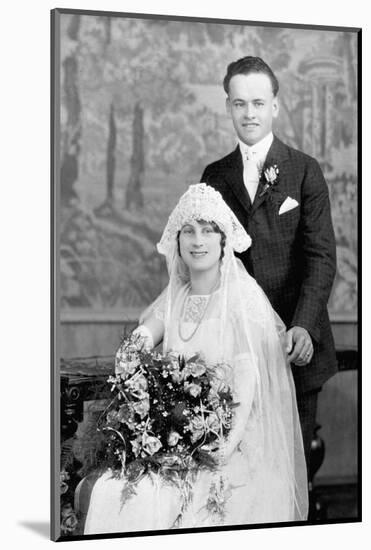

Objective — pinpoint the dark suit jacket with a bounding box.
[201,136,338,393]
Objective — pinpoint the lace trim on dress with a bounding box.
[154,306,165,322]
[183,296,209,323]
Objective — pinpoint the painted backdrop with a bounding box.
[59,13,358,320]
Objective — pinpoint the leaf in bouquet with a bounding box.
[170,402,190,427]
[164,368,180,385]
[156,453,184,469]
[190,430,205,444]
[194,448,219,470]
[209,378,229,394]
[162,351,181,366]
[125,459,146,483]
[131,437,142,458]
[120,481,139,507]
[180,364,192,380]
[185,353,204,365]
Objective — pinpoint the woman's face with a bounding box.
[178,220,222,274]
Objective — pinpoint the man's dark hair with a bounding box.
[223,56,279,97]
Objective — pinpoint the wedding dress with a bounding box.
[83,184,308,535]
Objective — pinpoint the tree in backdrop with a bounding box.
[78,16,200,214]
[60,14,82,206]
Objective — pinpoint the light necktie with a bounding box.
[243,150,260,202]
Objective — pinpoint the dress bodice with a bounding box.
[166,286,232,366]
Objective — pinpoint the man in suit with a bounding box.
[201,56,337,471]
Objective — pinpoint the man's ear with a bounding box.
[226,97,231,117]
[272,96,279,119]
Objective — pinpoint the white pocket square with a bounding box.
[279,197,299,215]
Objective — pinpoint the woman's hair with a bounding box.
[177,220,226,260]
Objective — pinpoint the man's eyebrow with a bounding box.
[232,97,265,102]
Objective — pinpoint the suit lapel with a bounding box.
[250,135,289,215]
[224,146,252,213]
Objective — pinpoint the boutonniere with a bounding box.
[259,164,279,197]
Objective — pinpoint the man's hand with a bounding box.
[285,326,313,366]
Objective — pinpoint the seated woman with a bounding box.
[84,183,308,534]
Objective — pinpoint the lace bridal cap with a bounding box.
[157,183,251,259]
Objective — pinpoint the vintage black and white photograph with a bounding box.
[51,7,360,541]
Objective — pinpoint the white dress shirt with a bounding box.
[239,132,274,203]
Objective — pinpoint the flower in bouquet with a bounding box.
[142,433,163,456]
[189,415,206,444]
[97,335,236,513]
[206,412,220,433]
[60,503,79,534]
[188,360,207,378]
[168,430,183,447]
[184,381,202,398]
[60,470,70,495]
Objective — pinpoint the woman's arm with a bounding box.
[140,314,164,348]
[115,314,165,375]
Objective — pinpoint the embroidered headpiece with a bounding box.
[157,183,251,256]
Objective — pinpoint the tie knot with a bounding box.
[245,149,257,162]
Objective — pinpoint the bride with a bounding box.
[84,183,308,534]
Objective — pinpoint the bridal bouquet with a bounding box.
[97,333,236,484]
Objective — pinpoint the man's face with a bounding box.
[226,72,279,146]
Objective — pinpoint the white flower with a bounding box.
[168,431,182,447]
[189,362,206,377]
[264,165,279,184]
[142,433,162,456]
[184,381,202,398]
[133,397,150,419]
[206,412,220,433]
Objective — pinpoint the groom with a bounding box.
[201,56,337,471]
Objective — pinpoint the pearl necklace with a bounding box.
[178,279,219,343]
